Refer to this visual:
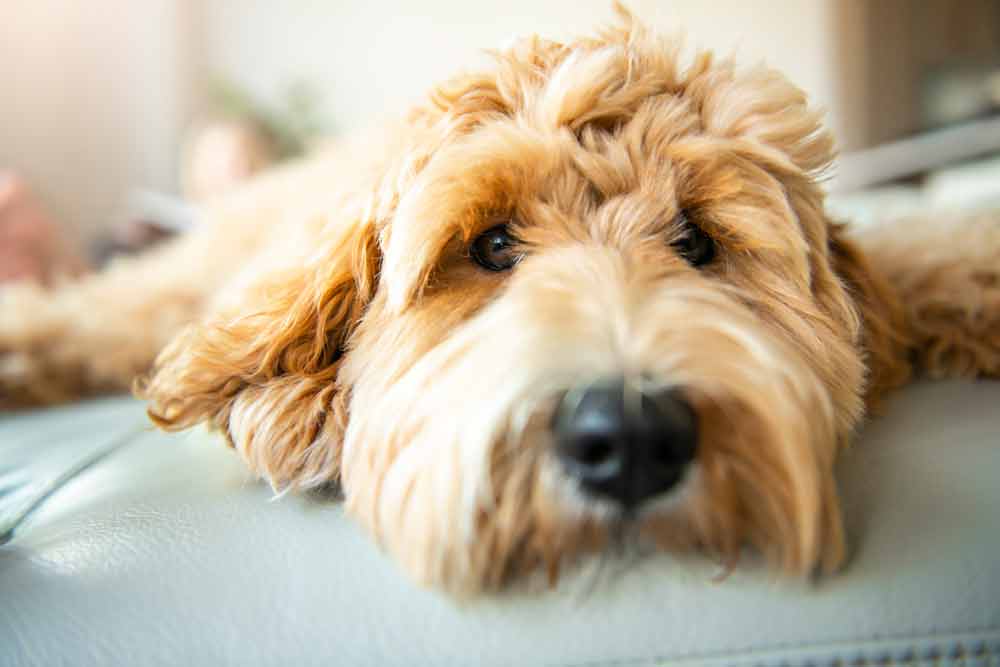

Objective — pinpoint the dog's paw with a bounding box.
[910,266,1000,379]
[0,341,59,410]
[0,287,81,410]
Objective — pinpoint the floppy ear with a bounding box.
[139,216,379,490]
[827,225,913,409]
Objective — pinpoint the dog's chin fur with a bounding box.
[9,6,1000,595]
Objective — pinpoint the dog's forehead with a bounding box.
[380,38,827,310]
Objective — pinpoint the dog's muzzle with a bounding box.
[552,379,697,511]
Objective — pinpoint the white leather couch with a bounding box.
[2,380,998,666]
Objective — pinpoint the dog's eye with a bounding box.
[470,224,522,272]
[671,210,715,267]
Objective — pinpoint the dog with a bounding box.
[2,9,998,595]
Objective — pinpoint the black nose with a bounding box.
[552,380,697,511]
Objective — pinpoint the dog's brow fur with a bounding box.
[2,6,998,596]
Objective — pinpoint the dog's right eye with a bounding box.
[671,209,715,267]
[470,224,522,272]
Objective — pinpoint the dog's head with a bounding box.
[143,12,910,593]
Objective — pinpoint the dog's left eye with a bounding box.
[671,210,715,267]
[470,224,522,272]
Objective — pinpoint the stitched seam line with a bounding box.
[553,626,1000,667]
[0,422,147,544]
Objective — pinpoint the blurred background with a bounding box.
[1,0,999,275]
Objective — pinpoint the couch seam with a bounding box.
[0,422,147,544]
[550,626,1000,667]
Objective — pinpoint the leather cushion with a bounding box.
[2,381,999,666]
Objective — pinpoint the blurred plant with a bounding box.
[207,78,330,160]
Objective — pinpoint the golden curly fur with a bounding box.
[2,9,998,594]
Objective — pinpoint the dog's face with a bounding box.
[145,18,892,594]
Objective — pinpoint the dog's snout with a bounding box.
[552,380,697,510]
